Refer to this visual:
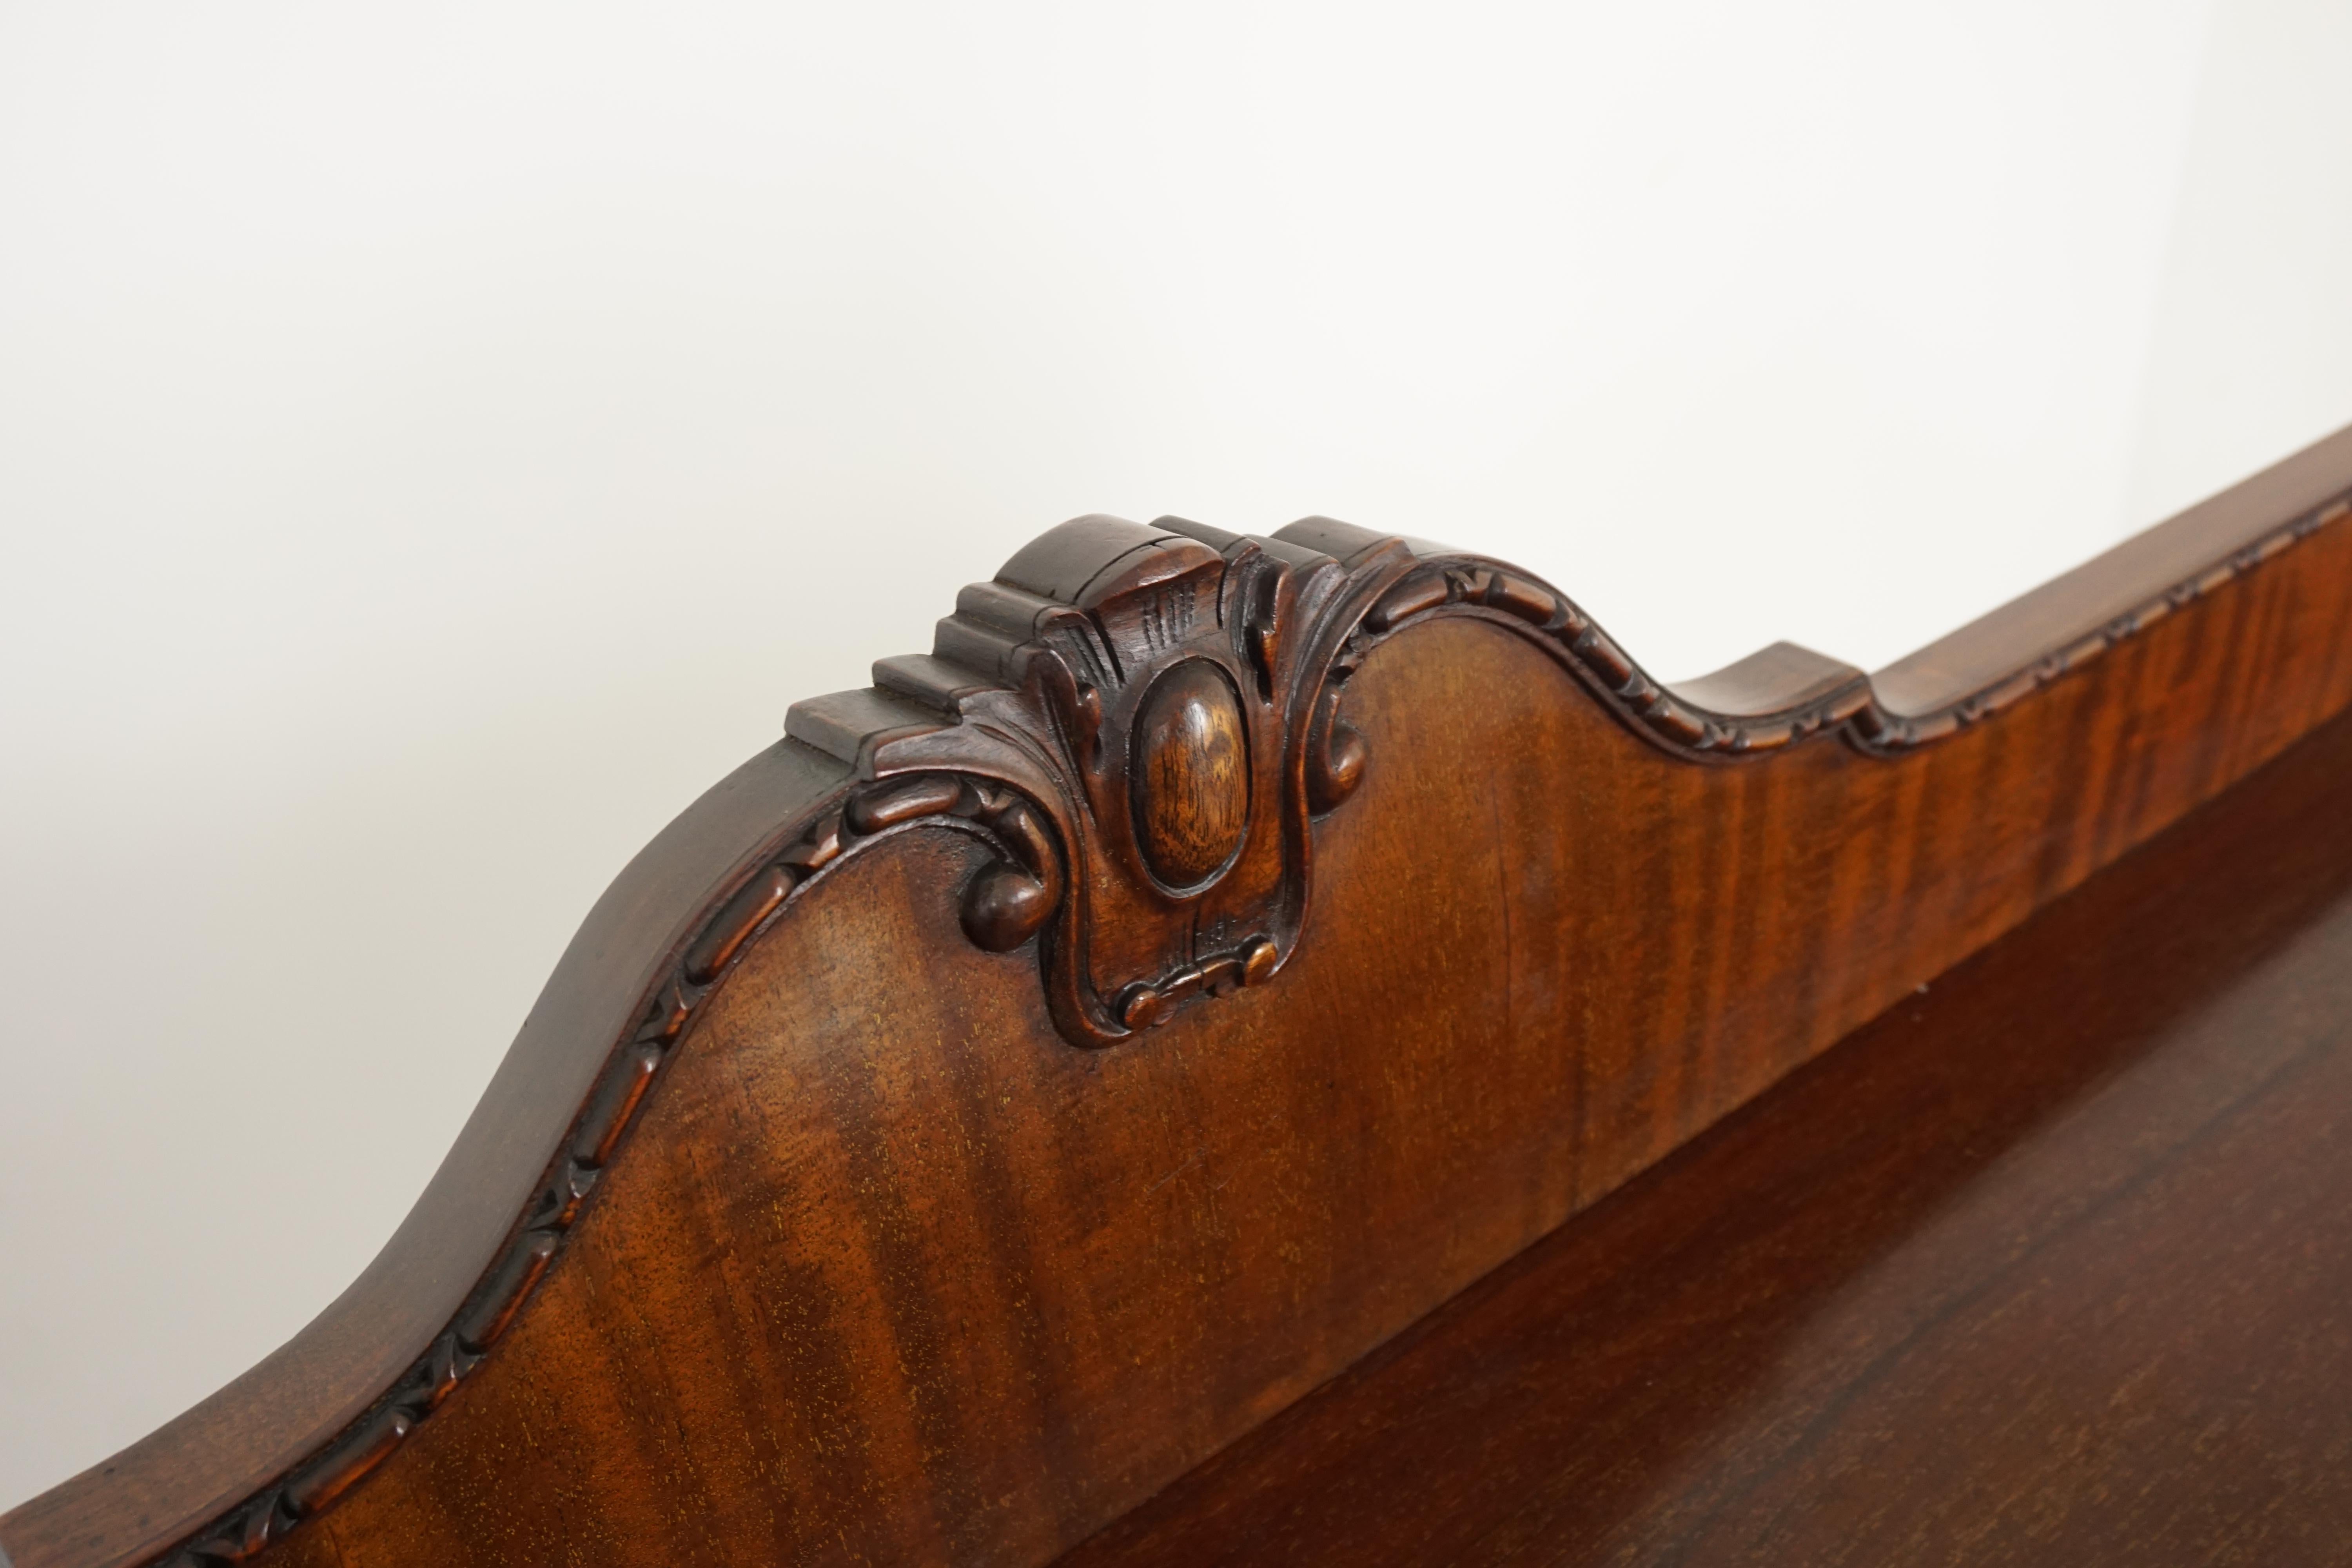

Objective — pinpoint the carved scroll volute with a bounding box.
[806,514,1410,1047]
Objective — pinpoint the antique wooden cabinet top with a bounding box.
[6,426,2352,1568]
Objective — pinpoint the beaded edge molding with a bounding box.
[138,494,2348,1565]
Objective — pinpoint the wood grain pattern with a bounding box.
[5,425,2352,1568]
[1129,659,1251,890]
[1060,698,2352,1567]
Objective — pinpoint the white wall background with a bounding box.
[5,0,2352,1513]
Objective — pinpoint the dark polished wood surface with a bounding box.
[5,428,2350,1568]
[1063,703,2352,1567]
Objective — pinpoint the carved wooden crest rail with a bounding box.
[776,499,2342,1048]
[778,513,1892,1049]
[6,424,2352,1568]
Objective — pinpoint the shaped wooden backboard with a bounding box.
[7,428,2352,1568]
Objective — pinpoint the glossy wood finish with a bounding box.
[1129,659,1252,890]
[5,427,2352,1568]
[1062,701,2352,1567]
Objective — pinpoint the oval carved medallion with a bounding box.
[1130,659,1250,889]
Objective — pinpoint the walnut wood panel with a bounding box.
[1060,697,2352,1567]
[5,427,2352,1568]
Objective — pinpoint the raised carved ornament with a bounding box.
[786,515,1406,1045]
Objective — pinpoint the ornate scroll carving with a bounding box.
[786,515,1414,1047]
